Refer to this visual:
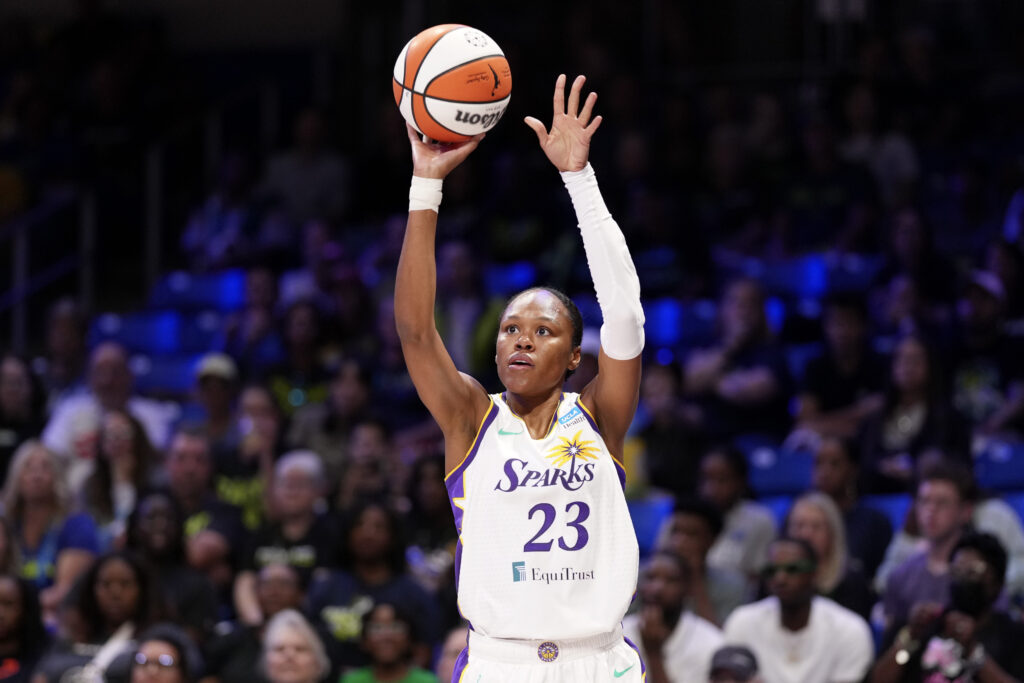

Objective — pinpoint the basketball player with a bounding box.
[396,74,646,682]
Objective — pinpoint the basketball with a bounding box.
[392,24,512,143]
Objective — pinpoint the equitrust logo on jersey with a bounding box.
[511,561,595,584]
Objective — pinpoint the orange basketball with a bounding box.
[393,24,512,143]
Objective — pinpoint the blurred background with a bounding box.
[2,0,1024,677]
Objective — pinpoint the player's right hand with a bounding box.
[407,123,483,179]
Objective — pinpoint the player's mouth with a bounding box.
[508,353,534,368]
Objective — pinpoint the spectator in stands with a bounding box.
[234,451,338,626]
[1,440,98,624]
[654,497,748,626]
[0,353,46,487]
[0,517,22,575]
[774,111,877,254]
[810,436,892,579]
[82,409,156,549]
[124,490,217,640]
[949,270,1024,437]
[683,278,792,441]
[204,563,304,683]
[622,550,724,683]
[837,81,919,208]
[164,426,247,616]
[266,301,330,418]
[33,298,88,413]
[335,419,399,513]
[278,221,344,313]
[43,342,179,490]
[308,500,441,671]
[858,334,969,494]
[403,454,457,596]
[34,550,164,683]
[874,454,1024,610]
[636,362,704,497]
[214,384,281,531]
[128,623,200,683]
[261,609,330,683]
[880,460,974,636]
[192,353,239,458]
[689,123,769,259]
[708,645,762,683]
[699,446,777,583]
[340,602,438,683]
[722,537,873,683]
[784,492,873,620]
[872,206,957,318]
[0,574,50,683]
[434,623,468,683]
[984,238,1024,327]
[221,266,284,380]
[181,151,265,272]
[434,240,504,381]
[287,358,372,492]
[871,532,1024,682]
[790,294,886,444]
[259,107,350,226]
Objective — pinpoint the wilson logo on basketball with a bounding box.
[454,109,505,128]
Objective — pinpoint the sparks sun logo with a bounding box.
[545,430,600,468]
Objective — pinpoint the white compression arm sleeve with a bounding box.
[561,163,645,360]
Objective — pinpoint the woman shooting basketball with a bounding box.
[396,73,646,683]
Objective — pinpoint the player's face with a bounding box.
[495,291,580,395]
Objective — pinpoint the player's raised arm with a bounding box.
[394,125,490,462]
[525,74,645,451]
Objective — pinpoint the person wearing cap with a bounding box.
[194,352,239,455]
[949,270,1024,438]
[722,537,873,683]
[622,549,724,683]
[708,645,761,683]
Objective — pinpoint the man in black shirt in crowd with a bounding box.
[872,531,1024,682]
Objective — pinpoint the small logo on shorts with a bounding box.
[512,561,526,582]
[537,642,559,663]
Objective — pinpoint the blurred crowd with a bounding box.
[4,1,1024,682]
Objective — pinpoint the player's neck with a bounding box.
[504,389,563,438]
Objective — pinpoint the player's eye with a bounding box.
[505,325,518,334]
[537,327,550,335]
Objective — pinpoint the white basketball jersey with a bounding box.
[446,392,639,640]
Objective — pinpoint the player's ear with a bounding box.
[568,346,581,371]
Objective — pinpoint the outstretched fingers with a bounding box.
[523,116,548,144]
[578,91,598,127]
[585,114,603,136]
[553,73,567,116]
[567,74,586,118]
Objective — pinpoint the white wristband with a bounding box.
[409,176,443,213]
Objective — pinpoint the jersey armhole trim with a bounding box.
[445,398,497,482]
[577,397,627,473]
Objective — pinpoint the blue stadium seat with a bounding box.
[130,353,204,396]
[643,298,718,350]
[862,493,912,533]
[785,342,825,385]
[975,441,1024,491]
[1004,491,1024,526]
[149,269,247,311]
[628,496,674,557]
[760,494,794,529]
[178,311,225,352]
[735,435,813,496]
[484,262,536,296]
[90,311,182,354]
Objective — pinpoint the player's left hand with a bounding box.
[525,74,602,172]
